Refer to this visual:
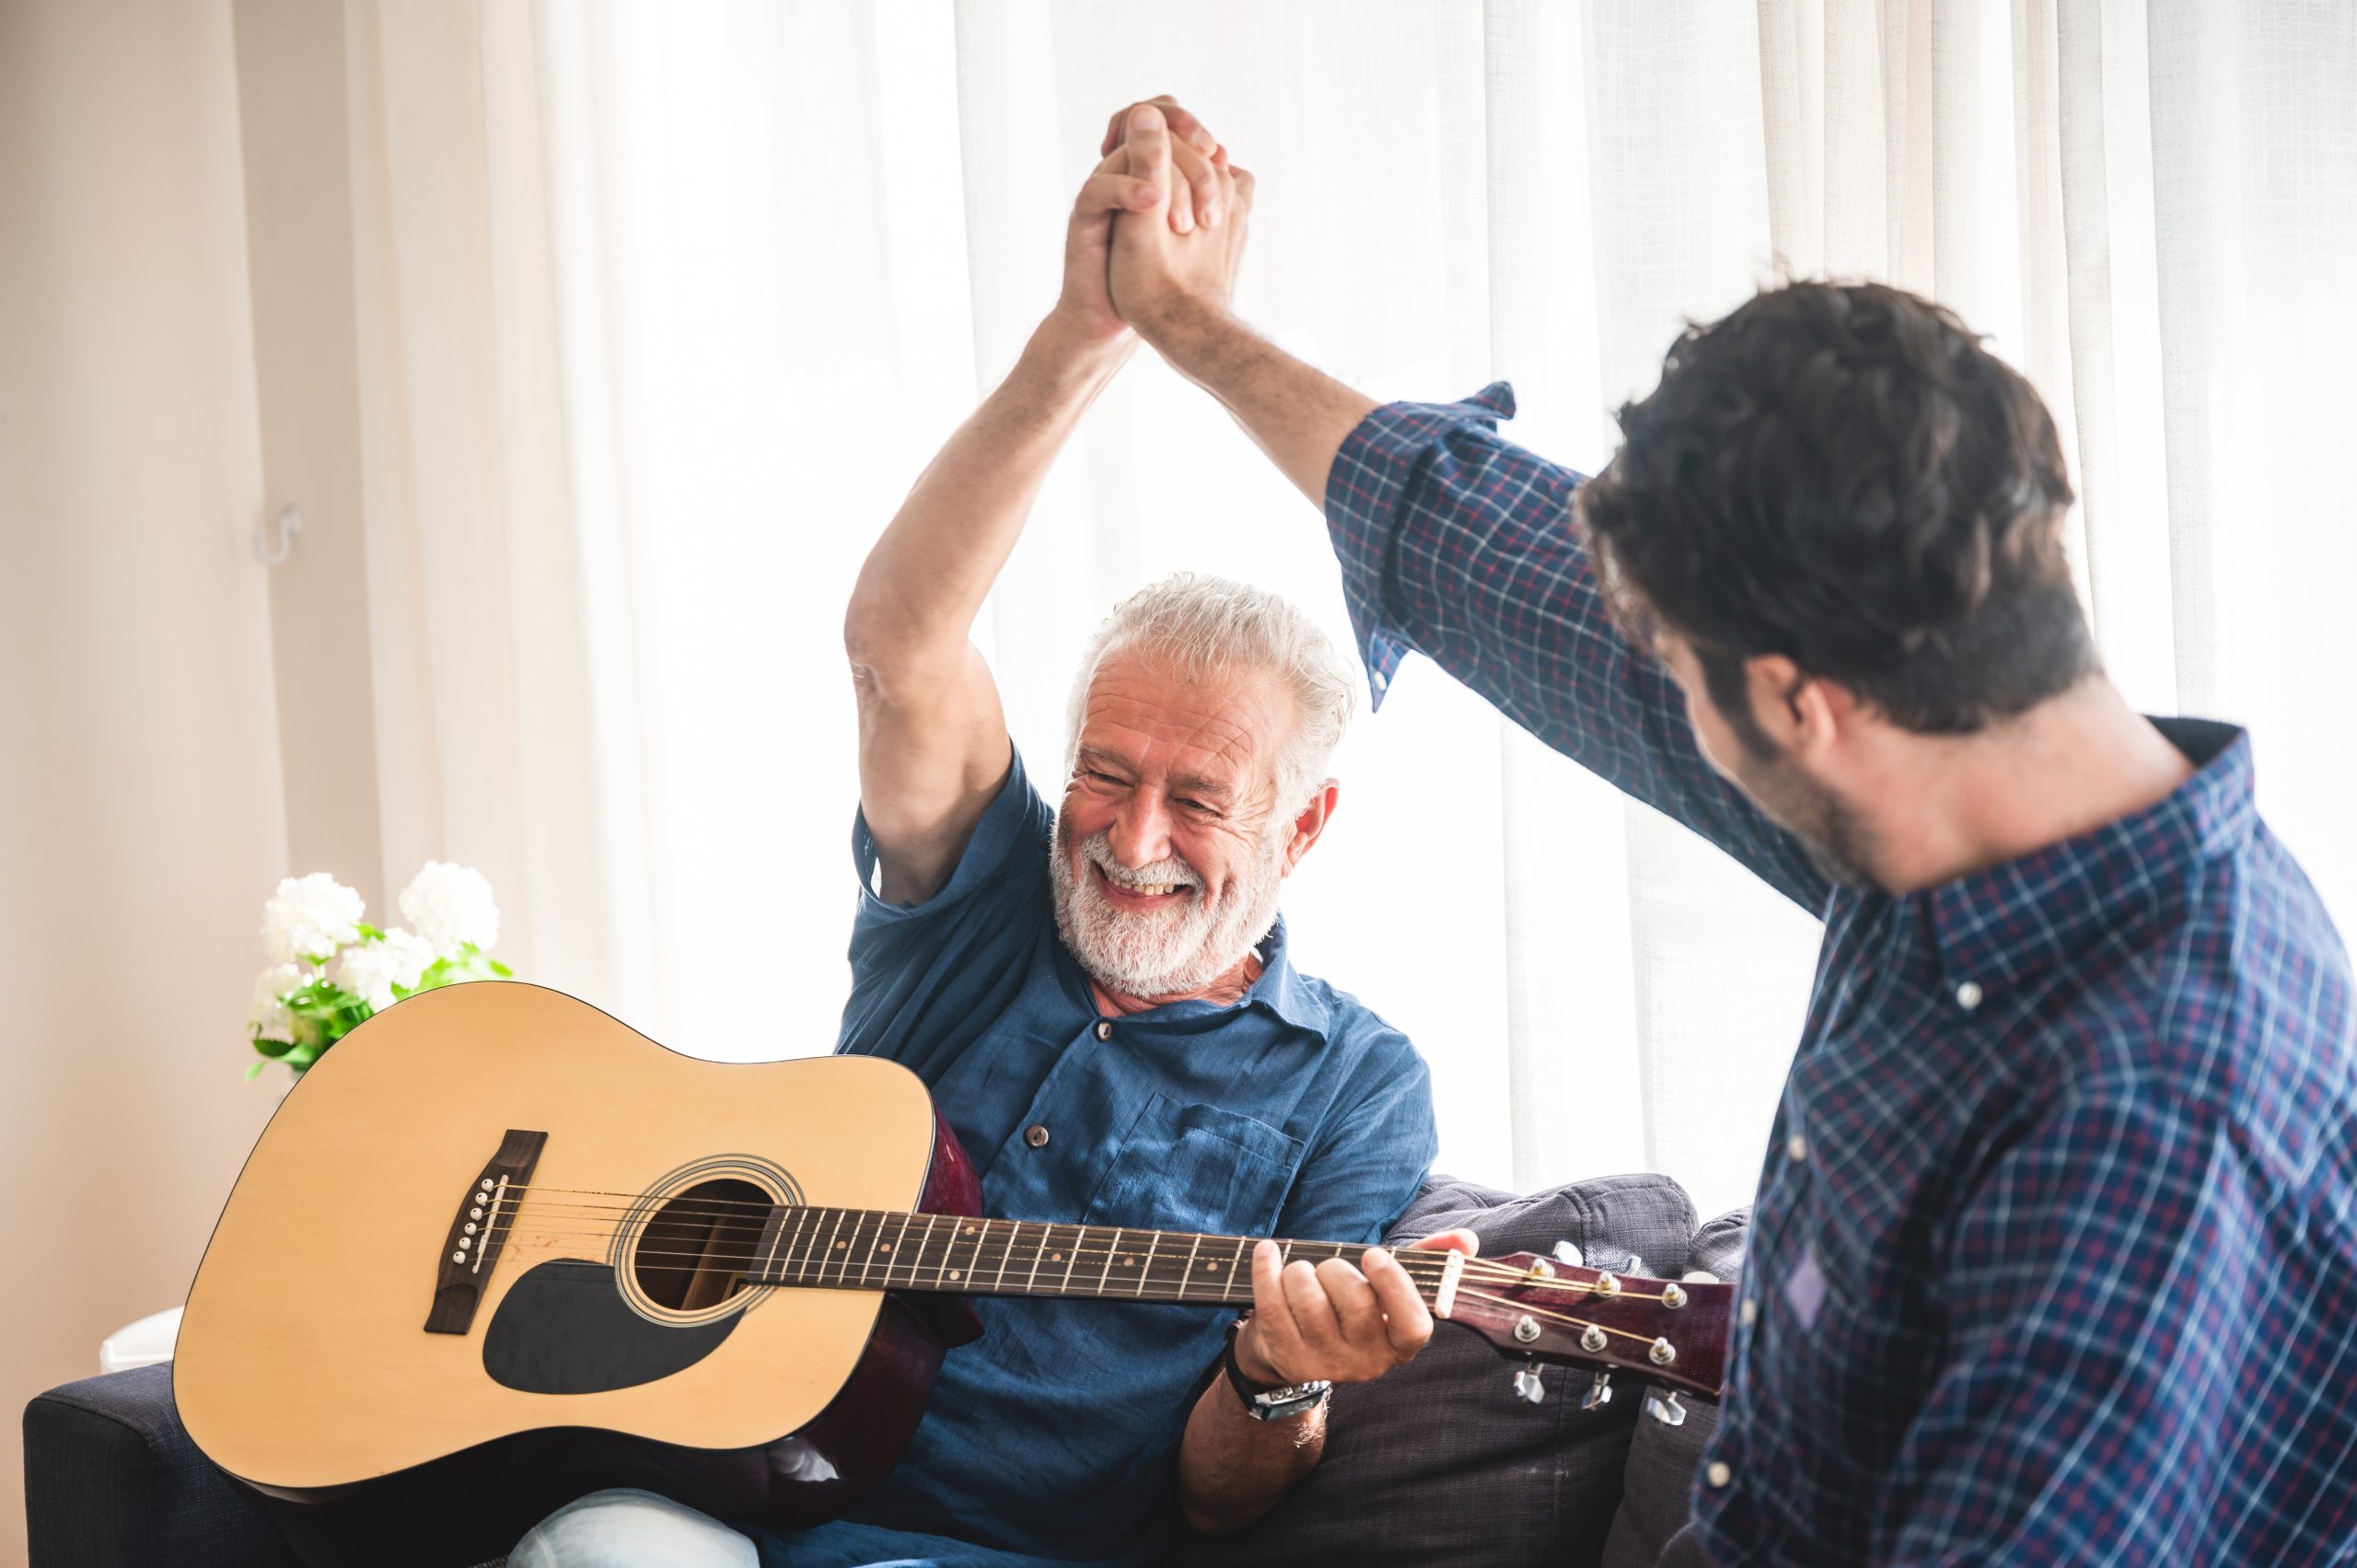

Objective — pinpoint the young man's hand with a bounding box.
[1233,1229,1480,1387]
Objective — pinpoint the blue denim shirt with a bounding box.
[761,749,1437,1568]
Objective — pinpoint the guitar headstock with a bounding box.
[1437,1251,1731,1400]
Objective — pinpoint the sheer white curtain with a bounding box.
[342,0,2356,1217]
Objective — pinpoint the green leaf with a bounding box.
[489,958,514,979]
[355,923,385,942]
[244,1059,267,1082]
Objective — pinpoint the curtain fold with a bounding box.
[338,0,2357,1215]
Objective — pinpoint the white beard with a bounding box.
[1049,819,1285,1000]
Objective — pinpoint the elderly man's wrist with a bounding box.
[1026,312,1135,386]
[1230,1318,1284,1388]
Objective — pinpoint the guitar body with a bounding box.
[176,984,981,1566]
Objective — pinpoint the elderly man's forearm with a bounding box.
[1137,300,1376,508]
[1175,1374,1326,1535]
[844,319,1132,678]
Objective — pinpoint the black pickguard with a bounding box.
[482,1260,740,1394]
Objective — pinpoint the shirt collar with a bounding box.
[1926,717,2255,997]
[1054,912,1335,1043]
[1238,915,1336,1040]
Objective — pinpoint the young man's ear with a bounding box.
[1748,654,1856,762]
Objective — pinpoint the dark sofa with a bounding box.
[24,1173,1741,1568]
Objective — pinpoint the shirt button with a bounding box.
[1786,1133,1808,1162]
[1739,1297,1758,1327]
[1094,1020,1113,1041]
[1025,1124,1050,1148]
[1706,1460,1733,1489]
[1956,980,1984,1011]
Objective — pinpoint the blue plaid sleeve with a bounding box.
[1325,386,1829,912]
[1883,1090,2276,1562]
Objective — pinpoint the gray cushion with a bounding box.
[1598,1207,1748,1568]
[1178,1171,1701,1568]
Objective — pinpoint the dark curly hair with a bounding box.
[1575,281,2096,745]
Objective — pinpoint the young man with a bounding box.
[1097,99,2357,1565]
[510,110,1470,1568]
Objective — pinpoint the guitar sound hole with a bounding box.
[632,1179,773,1312]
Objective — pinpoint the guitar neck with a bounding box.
[745,1206,1431,1309]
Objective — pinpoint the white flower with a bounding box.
[261,873,366,966]
[249,962,308,1043]
[399,861,500,958]
[331,928,437,1011]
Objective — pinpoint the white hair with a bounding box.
[1063,573,1357,815]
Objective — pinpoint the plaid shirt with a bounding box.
[1326,384,2357,1566]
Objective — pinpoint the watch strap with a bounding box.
[1223,1317,1330,1421]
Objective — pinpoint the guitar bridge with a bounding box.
[424,1130,547,1334]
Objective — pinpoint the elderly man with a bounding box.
[1101,98,2357,1568]
[510,114,1468,1568]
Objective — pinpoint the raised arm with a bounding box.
[1101,103,1828,910]
[844,321,1115,903]
[845,143,1211,903]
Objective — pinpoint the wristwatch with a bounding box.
[1223,1317,1331,1422]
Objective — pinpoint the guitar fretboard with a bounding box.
[744,1207,1406,1307]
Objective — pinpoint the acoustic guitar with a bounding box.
[177,982,1730,1566]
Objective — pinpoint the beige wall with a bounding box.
[234,0,388,917]
[0,1,287,1562]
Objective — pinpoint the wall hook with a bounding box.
[255,505,304,566]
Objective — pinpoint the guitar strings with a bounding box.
[499,1228,1536,1309]
[501,1194,1570,1287]
[503,1211,1549,1283]
[1452,1286,1676,1349]
[505,1185,1640,1286]
[500,1222,1492,1273]
[502,1207,1637,1293]
[493,1224,1675,1304]
[475,1224,1690,1342]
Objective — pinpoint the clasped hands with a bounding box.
[1050,97,1256,357]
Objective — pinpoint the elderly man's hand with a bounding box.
[1103,102,1255,342]
[1233,1229,1480,1388]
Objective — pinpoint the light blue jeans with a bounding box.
[509,1487,1062,1568]
[510,1489,758,1568]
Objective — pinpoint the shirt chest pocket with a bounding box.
[1081,1093,1305,1237]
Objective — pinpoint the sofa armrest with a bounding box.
[23,1365,301,1568]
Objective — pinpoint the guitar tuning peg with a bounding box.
[1511,1365,1547,1405]
[1551,1239,1585,1269]
[1622,1253,1647,1278]
[1644,1388,1688,1427]
[1580,1369,1614,1411]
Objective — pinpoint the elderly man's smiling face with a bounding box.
[1050,651,1327,1004]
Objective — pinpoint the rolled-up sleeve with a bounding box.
[1325,385,1829,913]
